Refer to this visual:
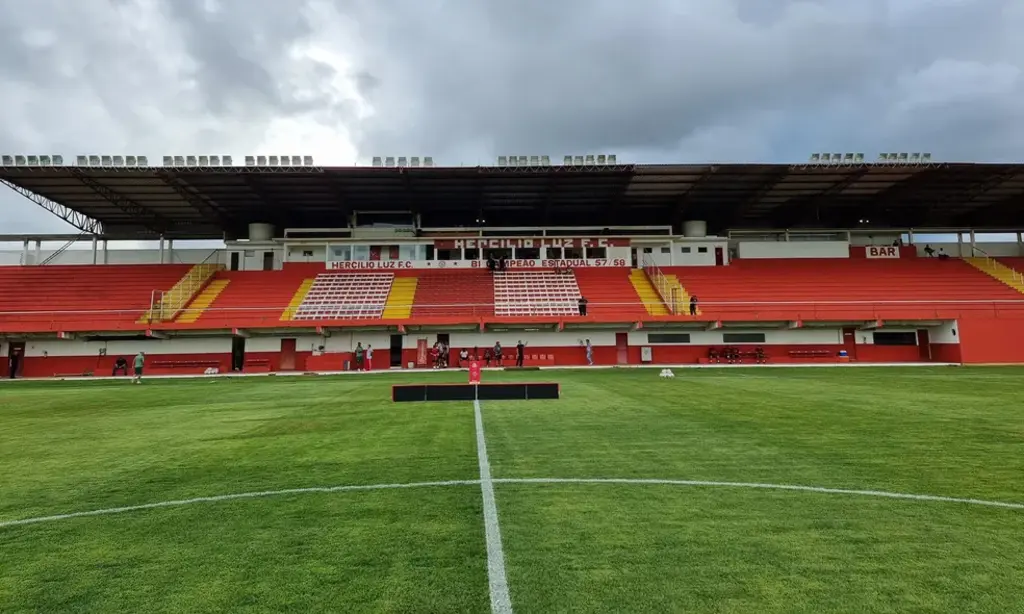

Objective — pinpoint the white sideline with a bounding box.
[0,480,480,529]
[494,478,1024,510]
[474,399,514,614]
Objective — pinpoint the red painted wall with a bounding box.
[958,318,1024,363]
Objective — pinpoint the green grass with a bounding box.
[1,367,1023,613]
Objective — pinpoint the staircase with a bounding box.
[138,263,222,323]
[966,257,1024,294]
[280,279,316,321]
[629,269,669,315]
[663,273,701,315]
[175,279,230,323]
[382,276,418,319]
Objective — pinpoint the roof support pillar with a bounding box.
[159,236,166,264]
[35,241,41,266]
[22,240,29,266]
[102,240,109,265]
[91,236,98,265]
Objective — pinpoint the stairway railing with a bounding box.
[641,253,682,314]
[40,233,90,265]
[970,246,1024,285]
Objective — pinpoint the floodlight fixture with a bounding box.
[397,156,407,167]
[854,153,864,163]
[608,154,617,164]
[597,154,607,164]
[541,155,550,165]
[52,154,63,165]
[573,155,584,165]
[209,155,219,166]
[497,156,507,165]
[138,155,148,166]
[373,156,383,166]
[39,155,52,166]
[26,155,39,165]
[302,155,314,166]
[245,156,256,166]
[909,153,920,163]
[423,156,433,167]
[921,153,932,162]
[127,156,138,166]
[112,155,124,166]
[184,155,196,166]
[585,154,594,165]
[14,155,26,165]
[411,156,421,167]
[87,155,99,166]
[843,153,854,163]
[385,156,395,167]
[278,156,289,167]
[256,155,267,165]
[291,155,301,166]
[563,155,573,165]
[529,155,539,166]
[221,155,231,166]
[809,153,820,163]
[197,155,208,166]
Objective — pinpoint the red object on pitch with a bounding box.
[469,360,481,384]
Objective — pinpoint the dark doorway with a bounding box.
[230,252,240,271]
[916,329,932,361]
[436,333,450,346]
[231,337,246,371]
[715,246,725,266]
[390,334,404,367]
[280,338,297,370]
[262,251,275,271]
[6,341,25,378]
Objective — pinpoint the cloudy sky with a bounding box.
[2,0,1023,239]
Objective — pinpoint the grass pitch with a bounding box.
[1,367,1023,613]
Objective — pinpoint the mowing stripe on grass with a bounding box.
[474,399,514,614]
[495,478,1024,510]
[0,480,480,529]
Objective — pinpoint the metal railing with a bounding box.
[143,251,224,322]
[641,253,683,314]
[969,246,1024,286]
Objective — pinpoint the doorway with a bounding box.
[230,252,240,271]
[389,334,404,368]
[615,332,629,365]
[436,333,450,346]
[280,338,297,370]
[631,249,640,268]
[262,251,275,271]
[6,341,25,378]
[916,329,932,361]
[231,337,246,371]
[714,246,725,266]
[842,327,858,360]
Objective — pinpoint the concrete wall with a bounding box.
[737,241,850,259]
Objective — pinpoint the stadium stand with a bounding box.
[292,273,394,320]
[410,269,495,319]
[669,257,1024,321]
[626,269,669,316]
[494,270,580,317]
[574,268,657,319]
[381,275,418,319]
[0,264,192,331]
[174,268,314,328]
[977,257,1024,294]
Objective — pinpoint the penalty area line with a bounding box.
[0,480,481,529]
[494,478,1024,510]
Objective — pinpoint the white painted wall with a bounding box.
[635,240,728,267]
[927,320,960,344]
[914,241,1022,258]
[854,327,921,345]
[286,245,328,263]
[0,248,221,266]
[22,337,232,358]
[849,235,903,246]
[223,243,284,271]
[737,241,850,259]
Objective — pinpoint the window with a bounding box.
[873,331,917,346]
[302,250,314,257]
[587,247,607,259]
[464,248,480,260]
[697,247,708,253]
[723,332,766,344]
[330,245,351,261]
[647,333,691,344]
[643,247,653,254]
[660,247,671,254]
[564,247,584,259]
[680,247,692,253]
[516,247,540,259]
[547,247,563,259]
[435,248,460,261]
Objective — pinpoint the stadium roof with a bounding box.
[2,163,1024,239]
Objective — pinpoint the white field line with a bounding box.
[494,478,1024,510]
[0,480,480,529]
[3,475,1021,532]
[474,399,514,614]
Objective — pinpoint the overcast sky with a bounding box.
[2,0,1023,239]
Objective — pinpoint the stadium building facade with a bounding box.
[2,159,1024,377]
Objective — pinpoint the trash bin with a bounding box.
[344,360,351,371]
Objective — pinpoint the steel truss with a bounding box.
[70,168,170,234]
[154,170,229,226]
[0,178,103,234]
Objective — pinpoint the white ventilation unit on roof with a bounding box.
[397,156,407,167]
[922,153,932,162]
[100,155,112,166]
[608,154,617,164]
[14,155,26,165]
[198,155,209,166]
[541,155,550,165]
[221,155,231,166]
[26,155,38,165]
[209,155,219,166]
[245,156,256,166]
[411,156,421,167]
[39,155,52,166]
[498,155,508,165]
[372,156,383,166]
[126,156,137,166]
[423,156,434,167]
[256,155,267,165]
[112,155,124,166]
[292,155,302,166]
[563,155,573,165]
[303,155,314,166]
[267,155,278,166]
[1,155,12,166]
[573,155,584,165]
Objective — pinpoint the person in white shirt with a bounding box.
[365,345,374,371]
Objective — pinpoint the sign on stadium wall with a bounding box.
[865,246,901,259]
[433,238,631,249]
[327,258,629,270]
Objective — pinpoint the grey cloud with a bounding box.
[336,0,1024,163]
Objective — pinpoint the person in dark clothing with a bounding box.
[8,350,20,379]
[577,296,588,316]
[924,244,935,257]
[487,254,497,271]
[498,256,507,271]
[937,248,949,260]
[493,342,504,366]
[515,340,527,367]
[689,295,698,316]
[112,357,129,376]
[483,347,493,367]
